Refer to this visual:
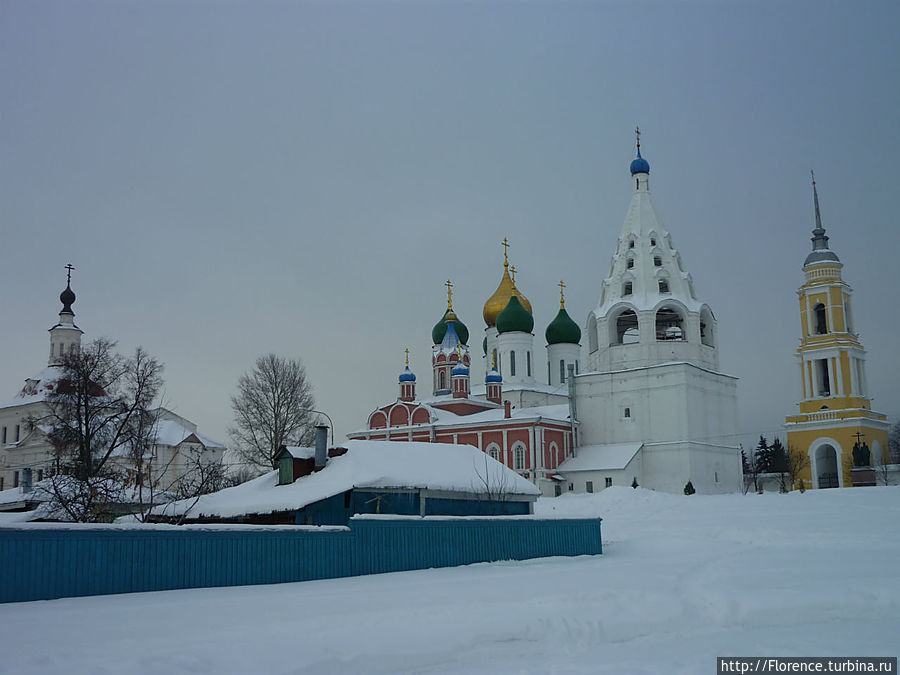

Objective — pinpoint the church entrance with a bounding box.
[814,444,840,489]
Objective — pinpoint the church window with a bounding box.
[615,309,640,345]
[510,351,516,376]
[626,257,634,269]
[650,237,656,246]
[628,239,635,249]
[513,445,526,470]
[549,442,559,468]
[1,427,5,444]
[844,298,853,332]
[605,477,613,488]
[568,483,574,491]
[14,471,19,488]
[560,360,566,383]
[658,279,669,293]
[586,481,593,493]
[439,370,446,390]
[816,359,831,396]
[0,477,3,491]
[654,256,662,267]
[487,444,500,461]
[636,178,639,190]
[623,281,633,296]
[15,425,20,442]
[814,303,827,334]
[656,306,684,341]
[624,407,631,418]
[588,316,598,352]
[527,352,532,377]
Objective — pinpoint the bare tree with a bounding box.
[229,354,316,470]
[785,444,810,491]
[472,454,514,515]
[35,339,164,521]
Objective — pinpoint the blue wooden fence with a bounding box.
[0,517,601,603]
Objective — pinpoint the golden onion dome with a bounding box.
[482,262,532,327]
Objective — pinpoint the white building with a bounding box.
[570,135,741,494]
[0,274,225,497]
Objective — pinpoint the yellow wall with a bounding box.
[787,423,890,488]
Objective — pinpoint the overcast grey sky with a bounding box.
[2,1,898,455]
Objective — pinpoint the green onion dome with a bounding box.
[496,295,534,334]
[432,310,469,345]
[545,307,581,345]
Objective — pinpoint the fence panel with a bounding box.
[0,518,601,603]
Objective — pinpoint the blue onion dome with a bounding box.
[398,366,416,383]
[485,368,502,383]
[432,309,469,345]
[545,307,581,345]
[496,295,534,334]
[451,362,469,377]
[630,147,650,175]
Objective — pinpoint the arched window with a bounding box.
[510,351,516,376]
[635,178,639,190]
[588,315,598,353]
[628,239,635,249]
[559,359,566,383]
[654,256,662,267]
[486,444,500,461]
[624,407,631,418]
[623,281,633,296]
[814,303,828,334]
[615,309,640,345]
[527,351,532,377]
[626,257,634,269]
[549,442,559,468]
[439,370,446,390]
[700,306,715,347]
[650,237,656,246]
[656,306,685,341]
[658,279,669,293]
[513,443,526,471]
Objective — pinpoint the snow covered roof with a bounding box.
[558,443,643,472]
[280,446,316,460]
[351,403,572,436]
[152,417,225,449]
[153,440,540,519]
[2,366,63,408]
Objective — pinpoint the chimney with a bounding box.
[504,400,512,419]
[314,425,328,469]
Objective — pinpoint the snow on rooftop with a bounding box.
[154,439,539,519]
[558,442,643,472]
[2,366,63,408]
[152,417,225,449]
[350,403,571,436]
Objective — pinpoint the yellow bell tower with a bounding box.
[785,173,889,488]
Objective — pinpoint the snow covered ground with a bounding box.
[2,486,898,674]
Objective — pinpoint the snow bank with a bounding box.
[3,486,898,675]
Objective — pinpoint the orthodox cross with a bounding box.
[445,279,453,310]
[502,237,510,266]
[65,263,74,285]
[559,279,567,308]
[404,348,409,367]
[635,125,641,150]
[510,265,517,284]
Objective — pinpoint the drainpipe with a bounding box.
[531,417,542,487]
[567,364,578,455]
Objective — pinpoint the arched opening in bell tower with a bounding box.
[655,306,685,341]
[814,444,840,488]
[613,309,640,345]
[814,303,828,334]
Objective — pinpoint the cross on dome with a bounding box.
[558,280,567,309]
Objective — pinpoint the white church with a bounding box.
[352,133,742,495]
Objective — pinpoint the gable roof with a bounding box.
[558,443,643,472]
[153,440,540,519]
